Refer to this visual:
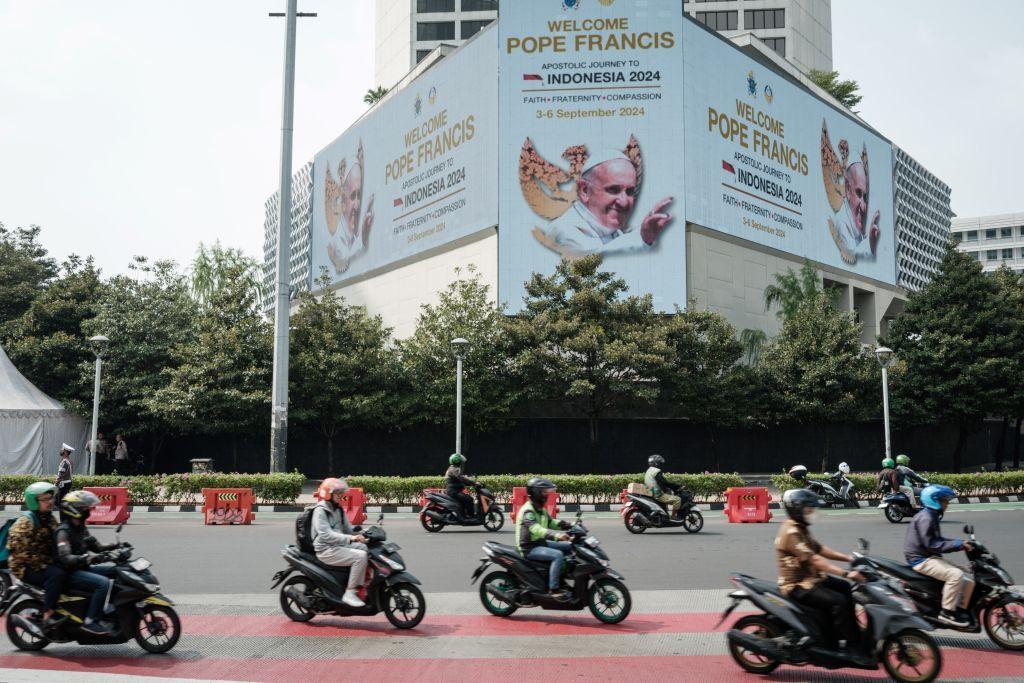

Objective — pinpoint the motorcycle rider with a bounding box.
[312,478,369,608]
[896,454,927,508]
[877,457,900,494]
[776,488,869,662]
[644,454,683,518]
[445,453,479,519]
[54,490,128,636]
[516,477,573,600]
[6,483,66,636]
[904,484,975,628]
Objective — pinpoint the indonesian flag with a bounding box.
[722,160,736,174]
[393,197,403,207]
[523,74,543,82]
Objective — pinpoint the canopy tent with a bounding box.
[0,344,89,475]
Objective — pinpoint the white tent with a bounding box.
[0,344,89,475]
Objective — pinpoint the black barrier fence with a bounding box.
[120,418,1011,477]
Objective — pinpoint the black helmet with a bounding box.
[60,490,100,520]
[525,477,556,509]
[648,454,665,468]
[782,488,825,525]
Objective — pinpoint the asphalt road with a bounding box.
[71,504,1024,595]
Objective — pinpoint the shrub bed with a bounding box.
[770,471,1024,498]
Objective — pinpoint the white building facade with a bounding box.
[893,145,954,291]
[952,212,1024,275]
[260,161,314,312]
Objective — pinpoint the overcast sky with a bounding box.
[2,1,1021,277]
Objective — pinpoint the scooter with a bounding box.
[2,525,180,653]
[721,567,942,682]
[621,488,704,533]
[420,483,504,532]
[471,512,631,624]
[806,472,857,508]
[272,515,426,629]
[853,527,1024,650]
[878,483,928,523]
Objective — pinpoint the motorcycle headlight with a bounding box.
[383,556,404,571]
[598,558,610,567]
[143,582,161,592]
[891,594,917,613]
[584,536,600,548]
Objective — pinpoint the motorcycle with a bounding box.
[621,488,704,533]
[878,483,928,523]
[420,483,504,532]
[2,524,180,653]
[721,566,942,682]
[853,527,1024,650]
[806,472,858,508]
[272,514,426,629]
[471,512,631,624]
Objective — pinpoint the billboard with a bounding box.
[498,0,686,312]
[683,22,896,284]
[310,29,498,287]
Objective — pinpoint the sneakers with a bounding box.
[937,609,971,628]
[341,590,366,608]
[81,619,115,636]
[549,589,573,602]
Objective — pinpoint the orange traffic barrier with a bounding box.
[338,487,366,526]
[724,486,772,523]
[201,488,255,525]
[511,487,558,522]
[83,487,130,525]
[419,488,446,509]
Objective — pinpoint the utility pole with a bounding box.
[269,2,316,473]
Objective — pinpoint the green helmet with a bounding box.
[882,457,895,469]
[896,454,910,466]
[24,482,57,512]
[449,453,464,466]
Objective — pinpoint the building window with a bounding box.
[1019,226,1024,237]
[461,19,492,39]
[417,0,454,12]
[696,11,738,31]
[417,21,455,41]
[985,228,997,239]
[987,250,998,260]
[1004,249,1015,259]
[461,0,497,10]
[762,37,786,57]
[744,9,785,30]
[965,230,978,241]
[416,49,432,64]
[972,252,982,261]
[1001,227,1013,238]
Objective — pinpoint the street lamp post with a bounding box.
[88,335,110,476]
[451,338,470,455]
[875,346,896,460]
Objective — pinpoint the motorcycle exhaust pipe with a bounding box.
[485,583,516,603]
[423,509,446,523]
[632,511,652,526]
[727,629,786,660]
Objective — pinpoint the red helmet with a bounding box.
[317,477,349,501]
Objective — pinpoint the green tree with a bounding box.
[2,255,103,407]
[0,223,57,327]
[83,257,199,469]
[807,68,863,111]
[149,263,272,471]
[363,86,389,106]
[763,260,833,322]
[400,266,521,442]
[887,245,1016,471]
[988,265,1024,470]
[189,242,264,309]
[290,274,399,473]
[507,255,672,445]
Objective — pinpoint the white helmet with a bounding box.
[788,464,808,480]
[838,462,851,475]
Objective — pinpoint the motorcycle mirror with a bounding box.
[116,524,123,534]
[858,538,869,553]
[576,510,582,520]
[963,524,974,536]
[377,513,385,525]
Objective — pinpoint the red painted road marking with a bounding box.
[2,650,1021,682]
[179,611,755,637]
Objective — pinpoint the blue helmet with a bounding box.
[920,484,956,510]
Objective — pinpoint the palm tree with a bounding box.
[363,86,388,106]
[763,260,837,322]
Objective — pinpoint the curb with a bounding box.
[2,495,1022,514]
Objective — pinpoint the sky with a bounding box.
[1,1,1022,277]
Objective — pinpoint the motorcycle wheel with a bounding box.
[420,510,445,533]
[884,505,905,523]
[383,582,426,630]
[984,600,1024,650]
[280,576,316,622]
[134,604,181,654]
[479,570,519,617]
[683,510,704,533]
[587,578,631,624]
[0,571,10,603]
[881,629,941,683]
[623,508,647,534]
[483,508,505,532]
[845,491,859,509]
[5,599,50,651]
[728,614,781,674]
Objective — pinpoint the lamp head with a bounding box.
[450,337,470,359]
[89,335,110,359]
[874,345,894,368]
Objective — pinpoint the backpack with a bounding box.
[0,513,38,564]
[295,506,316,554]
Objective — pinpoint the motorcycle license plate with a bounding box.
[877,503,887,508]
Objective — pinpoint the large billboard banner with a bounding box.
[498,0,686,312]
[683,22,896,284]
[311,29,498,287]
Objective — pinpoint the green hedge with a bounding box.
[0,472,305,506]
[770,471,1024,498]
[346,473,746,505]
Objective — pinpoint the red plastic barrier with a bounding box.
[338,488,366,526]
[619,489,630,517]
[723,487,772,523]
[201,488,255,525]
[511,487,558,522]
[84,487,130,525]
